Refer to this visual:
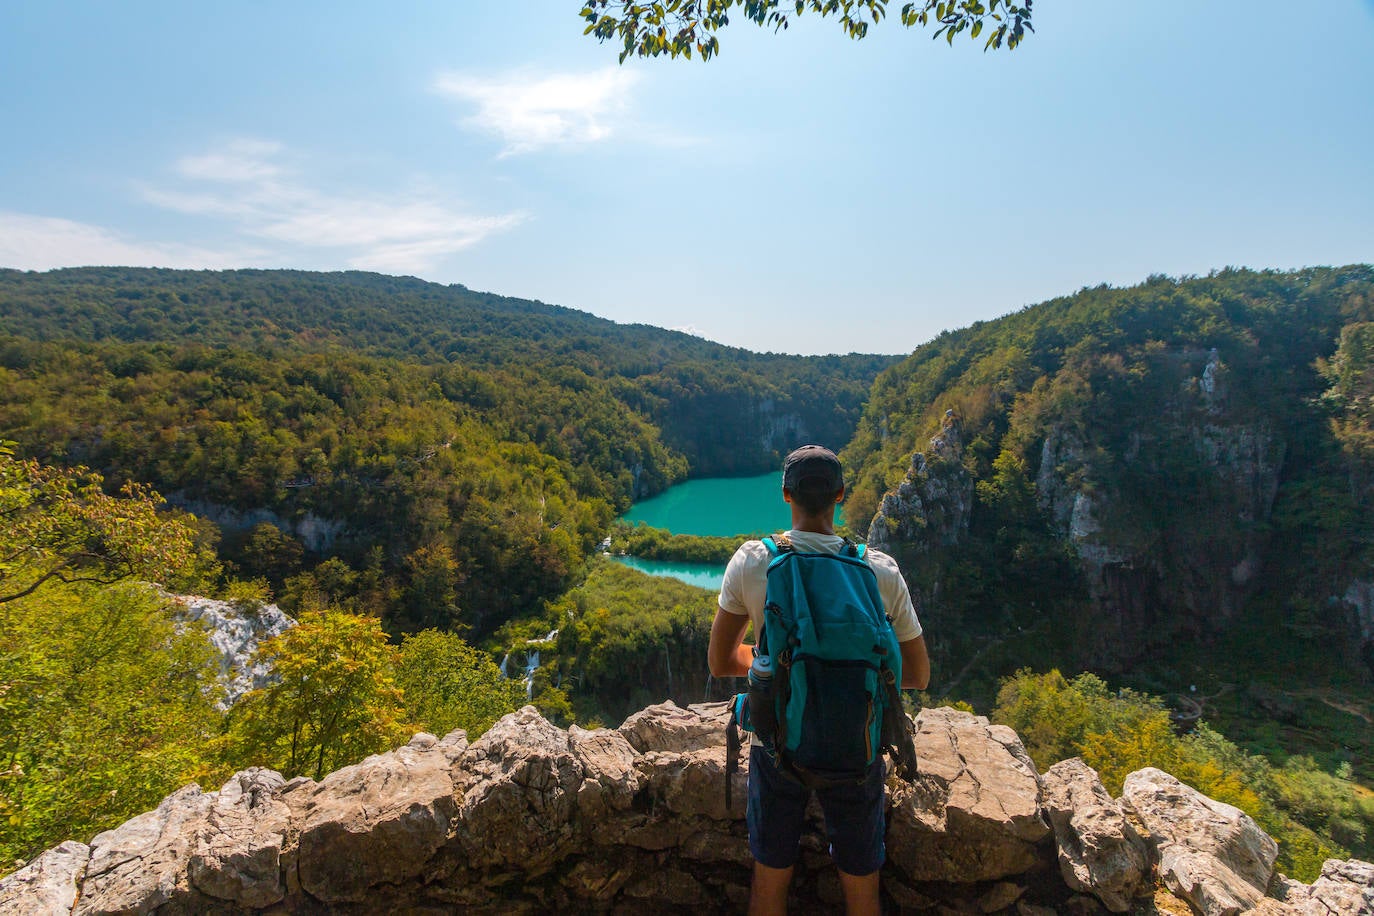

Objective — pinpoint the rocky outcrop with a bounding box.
[1122,767,1278,915]
[170,595,295,707]
[1041,758,1150,912]
[164,501,345,554]
[0,842,87,916]
[868,413,973,556]
[885,706,1048,883]
[4,704,1372,915]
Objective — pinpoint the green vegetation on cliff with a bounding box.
[843,266,1374,722]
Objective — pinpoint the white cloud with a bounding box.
[0,211,257,271]
[137,138,523,272]
[434,67,639,155]
[176,138,285,183]
[1,139,522,277]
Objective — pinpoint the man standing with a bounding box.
[707,445,929,916]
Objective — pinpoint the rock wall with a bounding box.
[165,501,346,555]
[867,412,973,558]
[4,703,1370,915]
[171,595,295,708]
[867,350,1297,671]
[1033,408,1285,668]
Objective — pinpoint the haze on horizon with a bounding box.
[2,1,1371,355]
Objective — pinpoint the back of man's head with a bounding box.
[783,445,843,516]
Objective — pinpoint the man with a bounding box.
[708,445,929,916]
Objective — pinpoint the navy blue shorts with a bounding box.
[746,744,887,876]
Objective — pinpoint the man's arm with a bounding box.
[899,635,930,690]
[707,607,753,677]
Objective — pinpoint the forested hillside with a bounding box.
[6,265,1374,879]
[842,266,1374,771]
[0,267,895,633]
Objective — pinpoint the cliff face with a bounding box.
[5,703,1370,915]
[857,344,1339,675]
[1028,350,1287,667]
[842,268,1374,684]
[867,412,974,557]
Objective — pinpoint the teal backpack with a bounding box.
[726,534,918,805]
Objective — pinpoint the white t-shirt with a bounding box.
[718,530,922,643]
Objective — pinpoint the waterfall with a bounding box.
[499,631,559,701]
[524,650,539,700]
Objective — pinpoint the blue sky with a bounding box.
[2,1,1371,355]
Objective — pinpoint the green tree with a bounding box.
[0,444,201,604]
[395,630,525,739]
[235,521,305,588]
[990,669,1365,881]
[223,610,411,780]
[580,0,1034,62]
[0,582,223,867]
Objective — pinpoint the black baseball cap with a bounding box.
[782,445,843,494]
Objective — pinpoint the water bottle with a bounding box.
[747,654,776,743]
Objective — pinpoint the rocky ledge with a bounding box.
[2,705,1370,915]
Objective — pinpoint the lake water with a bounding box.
[610,555,727,590]
[612,472,789,589]
[619,471,789,537]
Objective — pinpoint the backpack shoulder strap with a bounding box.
[841,537,866,560]
[763,533,793,556]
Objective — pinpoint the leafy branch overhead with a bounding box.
[0,444,198,604]
[580,0,1034,61]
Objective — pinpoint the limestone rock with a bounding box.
[0,841,89,916]
[170,594,294,708]
[569,724,641,817]
[293,736,458,904]
[1122,767,1277,915]
[868,417,973,555]
[618,700,729,753]
[886,706,1050,883]
[7,703,1338,914]
[1304,857,1374,915]
[451,705,584,871]
[638,746,734,822]
[74,783,214,915]
[187,768,290,908]
[1041,758,1149,912]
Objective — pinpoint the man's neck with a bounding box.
[790,512,836,536]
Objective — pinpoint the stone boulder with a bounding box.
[291,731,463,904]
[188,768,291,908]
[9,703,1360,915]
[1305,858,1374,915]
[1040,758,1149,912]
[1122,767,1277,915]
[450,705,590,871]
[618,700,728,753]
[73,783,214,915]
[885,706,1050,883]
[0,841,88,916]
[1257,858,1374,915]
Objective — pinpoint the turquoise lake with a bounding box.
[619,471,789,537]
[611,472,791,589]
